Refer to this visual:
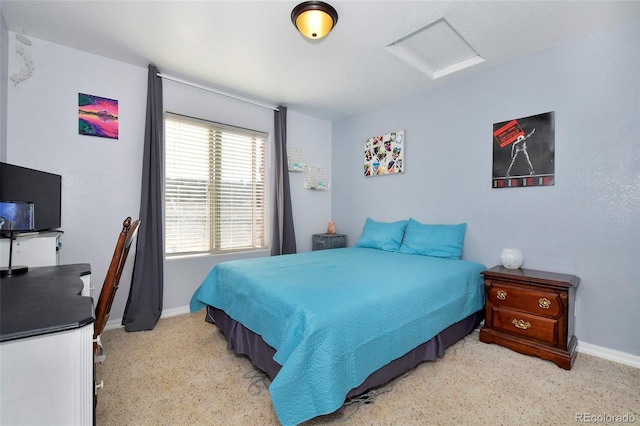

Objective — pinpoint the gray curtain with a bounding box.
[122,64,164,331]
[271,106,297,255]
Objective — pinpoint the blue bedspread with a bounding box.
[190,247,485,425]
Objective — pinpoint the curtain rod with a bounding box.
[157,73,279,112]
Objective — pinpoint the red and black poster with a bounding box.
[492,111,555,188]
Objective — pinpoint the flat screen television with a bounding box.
[0,162,62,232]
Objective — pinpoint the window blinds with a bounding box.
[165,113,267,255]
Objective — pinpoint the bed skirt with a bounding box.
[205,305,483,399]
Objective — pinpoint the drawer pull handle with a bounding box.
[512,319,532,330]
[539,298,551,309]
[496,290,507,300]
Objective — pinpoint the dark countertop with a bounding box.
[0,264,94,343]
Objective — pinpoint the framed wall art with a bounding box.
[364,129,404,177]
[78,93,119,139]
[492,111,554,188]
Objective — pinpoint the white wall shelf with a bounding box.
[304,167,330,191]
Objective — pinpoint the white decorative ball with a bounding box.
[500,248,524,269]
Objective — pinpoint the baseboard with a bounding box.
[577,341,640,369]
[104,305,191,331]
[159,305,192,319]
[104,306,639,369]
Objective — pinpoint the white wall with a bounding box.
[5,35,331,323]
[4,18,637,359]
[6,35,146,321]
[1,12,8,160]
[331,22,640,356]
[287,109,333,251]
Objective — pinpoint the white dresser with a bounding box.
[0,264,94,425]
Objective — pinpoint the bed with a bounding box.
[190,218,486,425]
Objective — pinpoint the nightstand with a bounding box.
[312,233,347,251]
[479,265,580,370]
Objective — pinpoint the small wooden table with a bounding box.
[479,265,580,369]
[312,233,347,251]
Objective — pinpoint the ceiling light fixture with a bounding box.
[291,1,338,40]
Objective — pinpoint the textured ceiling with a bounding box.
[2,1,640,121]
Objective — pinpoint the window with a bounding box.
[165,113,267,255]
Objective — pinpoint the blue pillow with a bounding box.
[399,219,467,260]
[355,218,408,252]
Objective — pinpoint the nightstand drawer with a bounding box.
[491,307,558,346]
[487,281,562,318]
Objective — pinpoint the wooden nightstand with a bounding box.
[312,233,347,251]
[479,265,580,370]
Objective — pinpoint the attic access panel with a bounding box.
[385,18,484,79]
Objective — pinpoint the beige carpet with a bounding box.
[95,312,639,425]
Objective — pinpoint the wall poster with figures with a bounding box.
[492,111,554,188]
[364,130,404,177]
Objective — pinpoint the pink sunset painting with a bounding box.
[78,93,119,139]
